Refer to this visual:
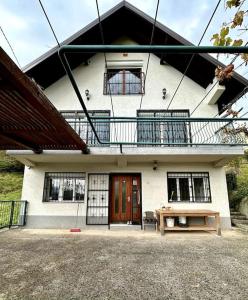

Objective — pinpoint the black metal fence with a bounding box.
[62,115,248,147]
[0,201,28,229]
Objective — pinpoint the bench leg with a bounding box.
[160,215,165,236]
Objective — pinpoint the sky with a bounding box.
[0,0,248,110]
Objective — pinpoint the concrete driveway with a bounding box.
[0,229,248,300]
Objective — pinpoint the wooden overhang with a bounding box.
[0,47,88,154]
[23,1,248,112]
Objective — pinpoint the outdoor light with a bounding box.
[85,89,90,100]
[162,88,167,99]
[153,161,158,171]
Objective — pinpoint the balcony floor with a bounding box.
[7,146,244,167]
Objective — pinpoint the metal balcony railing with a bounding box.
[64,116,248,147]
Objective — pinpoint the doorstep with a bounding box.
[109,224,142,231]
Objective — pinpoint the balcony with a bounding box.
[63,115,248,148]
[8,115,247,166]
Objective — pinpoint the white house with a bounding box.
[6,1,248,229]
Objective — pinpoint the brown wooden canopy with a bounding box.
[0,47,88,154]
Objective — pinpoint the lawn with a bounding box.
[0,172,23,200]
[0,151,24,227]
[0,229,248,299]
[0,151,23,200]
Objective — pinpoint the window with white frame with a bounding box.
[43,173,86,202]
[167,172,211,203]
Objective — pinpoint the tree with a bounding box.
[211,0,248,81]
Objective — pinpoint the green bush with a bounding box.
[227,160,248,209]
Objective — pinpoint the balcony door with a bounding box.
[110,174,141,224]
[137,110,190,146]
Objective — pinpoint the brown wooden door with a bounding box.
[110,175,141,224]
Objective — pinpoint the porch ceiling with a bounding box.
[7,147,244,167]
[0,48,88,153]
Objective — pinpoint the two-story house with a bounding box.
[6,1,248,229]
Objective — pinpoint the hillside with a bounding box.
[0,151,24,200]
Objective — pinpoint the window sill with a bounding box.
[103,94,144,96]
[168,201,212,204]
[43,201,85,204]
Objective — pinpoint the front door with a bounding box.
[110,175,141,224]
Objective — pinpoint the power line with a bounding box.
[38,0,60,47]
[190,79,248,140]
[190,55,244,116]
[229,42,248,65]
[166,0,222,110]
[218,86,248,117]
[139,0,160,110]
[240,110,248,118]
[95,0,115,118]
[0,26,21,68]
[95,0,118,143]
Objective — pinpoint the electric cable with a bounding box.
[95,0,118,142]
[167,0,222,110]
[0,26,21,68]
[190,54,244,116]
[138,0,160,110]
[38,0,60,47]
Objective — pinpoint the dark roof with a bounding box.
[0,47,87,153]
[24,1,248,110]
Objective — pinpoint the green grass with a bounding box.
[0,151,24,200]
[0,173,23,227]
[0,150,23,172]
[0,151,24,227]
[0,172,23,200]
[0,201,25,228]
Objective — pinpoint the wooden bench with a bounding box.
[155,209,221,236]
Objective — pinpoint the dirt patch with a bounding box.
[0,229,248,299]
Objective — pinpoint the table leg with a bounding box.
[160,214,165,236]
[216,214,221,236]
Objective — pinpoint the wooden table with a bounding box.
[156,209,221,236]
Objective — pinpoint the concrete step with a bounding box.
[231,214,247,220]
[230,211,243,216]
[109,224,142,231]
[232,219,248,226]
[235,223,248,233]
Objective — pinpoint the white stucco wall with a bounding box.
[44,37,218,117]
[20,37,232,229]
[22,162,231,228]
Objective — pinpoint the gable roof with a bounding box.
[24,0,248,111]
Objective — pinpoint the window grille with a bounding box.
[86,174,109,225]
[43,172,86,202]
[137,110,190,146]
[104,68,145,95]
[61,110,110,146]
[167,172,211,203]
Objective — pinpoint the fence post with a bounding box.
[23,201,28,226]
[9,201,15,229]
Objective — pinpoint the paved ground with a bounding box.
[0,229,248,300]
